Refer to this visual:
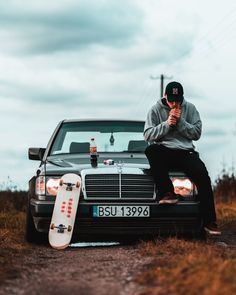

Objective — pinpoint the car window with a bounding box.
[50,121,146,155]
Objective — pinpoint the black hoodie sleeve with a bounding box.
[143,107,170,142]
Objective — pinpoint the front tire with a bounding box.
[25,197,47,244]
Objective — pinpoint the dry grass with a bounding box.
[216,202,236,226]
[214,173,236,203]
[0,211,29,252]
[0,191,28,250]
[136,202,236,295]
[0,191,28,249]
[0,210,31,283]
[137,239,236,295]
[0,191,27,213]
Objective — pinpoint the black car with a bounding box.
[26,119,203,243]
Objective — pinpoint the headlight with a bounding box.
[46,177,61,196]
[35,176,60,196]
[171,177,196,197]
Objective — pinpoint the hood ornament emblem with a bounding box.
[116,161,124,174]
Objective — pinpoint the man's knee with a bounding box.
[145,145,155,159]
[145,144,156,156]
[145,145,170,170]
[145,144,163,157]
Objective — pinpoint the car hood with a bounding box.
[44,154,150,176]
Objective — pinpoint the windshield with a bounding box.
[50,120,148,155]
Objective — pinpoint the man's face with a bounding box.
[164,95,181,109]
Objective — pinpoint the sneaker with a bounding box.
[159,192,179,204]
[204,223,221,235]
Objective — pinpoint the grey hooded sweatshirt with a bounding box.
[143,98,202,150]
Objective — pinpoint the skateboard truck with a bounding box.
[50,223,72,233]
[59,180,81,191]
[65,183,74,191]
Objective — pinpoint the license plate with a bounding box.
[93,206,150,217]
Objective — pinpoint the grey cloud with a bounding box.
[197,136,230,153]
[78,32,196,73]
[206,112,236,120]
[203,129,227,137]
[0,148,26,159]
[0,81,84,104]
[157,34,194,63]
[0,1,143,54]
[120,32,196,71]
[0,78,137,107]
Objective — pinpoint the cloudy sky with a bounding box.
[0,0,235,190]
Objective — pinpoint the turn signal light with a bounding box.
[35,176,45,195]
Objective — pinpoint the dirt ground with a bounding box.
[0,241,153,295]
[0,224,236,295]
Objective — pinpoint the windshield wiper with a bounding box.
[122,150,144,153]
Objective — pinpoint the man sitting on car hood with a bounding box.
[143,81,221,235]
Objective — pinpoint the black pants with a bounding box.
[145,144,217,225]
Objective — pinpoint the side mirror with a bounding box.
[28,148,46,161]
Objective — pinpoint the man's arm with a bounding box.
[143,108,170,141]
[177,106,202,140]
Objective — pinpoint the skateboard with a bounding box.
[49,173,81,250]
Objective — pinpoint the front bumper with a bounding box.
[30,198,203,241]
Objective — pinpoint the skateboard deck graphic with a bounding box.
[49,173,81,250]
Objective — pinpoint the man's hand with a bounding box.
[167,115,178,126]
[169,107,182,119]
[168,107,182,127]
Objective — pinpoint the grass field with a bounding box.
[136,202,236,295]
[0,191,31,283]
[0,191,27,247]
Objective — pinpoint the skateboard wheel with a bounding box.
[68,225,72,232]
[76,181,80,188]
[59,179,64,186]
[50,223,55,230]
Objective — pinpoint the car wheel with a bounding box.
[25,197,47,244]
[195,227,206,241]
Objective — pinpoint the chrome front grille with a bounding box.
[83,173,155,200]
